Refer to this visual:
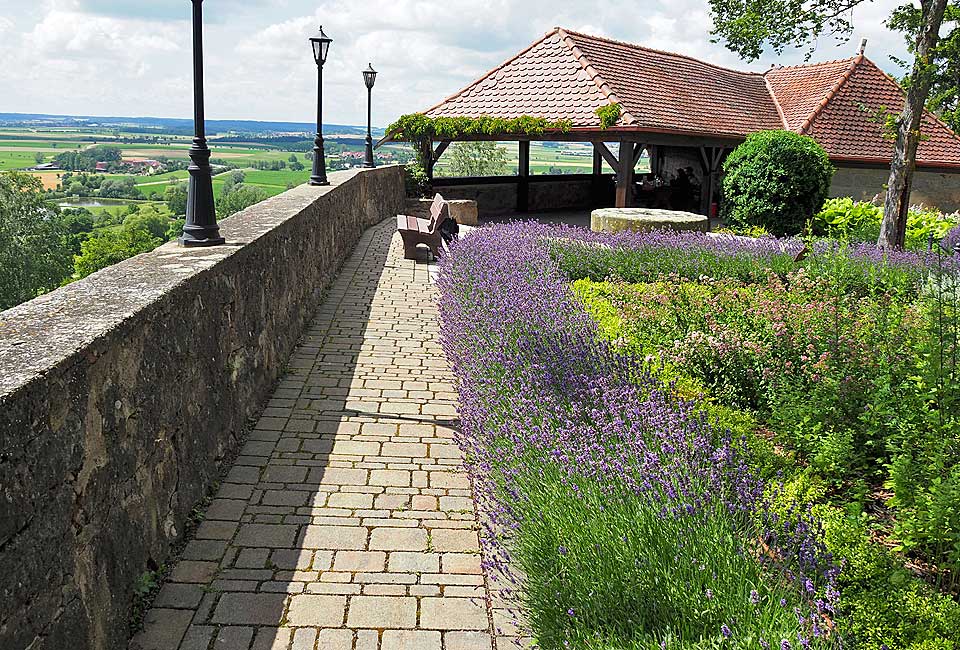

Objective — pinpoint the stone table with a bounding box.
[590,207,709,234]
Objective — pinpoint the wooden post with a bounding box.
[615,140,634,207]
[517,140,530,212]
[593,147,603,175]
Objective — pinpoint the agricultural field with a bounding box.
[0,126,386,211]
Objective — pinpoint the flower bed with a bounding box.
[437,224,841,649]
[438,223,960,650]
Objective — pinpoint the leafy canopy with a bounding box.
[708,0,865,61]
[0,172,72,310]
[448,141,510,177]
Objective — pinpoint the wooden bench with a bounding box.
[397,193,453,260]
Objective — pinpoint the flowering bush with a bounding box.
[438,223,839,649]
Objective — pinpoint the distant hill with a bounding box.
[0,112,385,137]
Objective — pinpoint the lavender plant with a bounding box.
[437,224,840,649]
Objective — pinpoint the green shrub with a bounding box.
[403,162,430,198]
[814,198,960,250]
[721,130,834,235]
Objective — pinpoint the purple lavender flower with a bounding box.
[721,624,732,638]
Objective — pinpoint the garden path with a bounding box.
[130,219,517,650]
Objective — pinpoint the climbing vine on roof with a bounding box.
[595,103,622,130]
[386,114,574,142]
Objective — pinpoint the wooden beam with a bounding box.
[593,142,620,172]
[593,148,603,175]
[615,140,635,208]
[433,140,451,163]
[632,143,646,167]
[517,141,530,212]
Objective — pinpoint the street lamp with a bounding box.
[309,26,332,186]
[362,63,378,169]
[180,0,224,247]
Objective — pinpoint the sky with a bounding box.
[0,0,913,128]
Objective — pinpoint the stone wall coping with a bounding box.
[0,167,398,398]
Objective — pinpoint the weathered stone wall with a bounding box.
[0,166,405,650]
[831,165,960,212]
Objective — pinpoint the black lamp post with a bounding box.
[180,0,224,247]
[309,26,332,186]
[362,63,378,169]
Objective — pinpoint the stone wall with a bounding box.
[433,175,605,215]
[832,165,960,212]
[0,166,405,650]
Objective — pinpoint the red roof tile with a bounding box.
[420,27,960,167]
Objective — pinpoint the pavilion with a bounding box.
[387,27,960,215]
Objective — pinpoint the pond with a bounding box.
[56,198,135,208]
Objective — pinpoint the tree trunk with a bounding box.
[879,0,949,249]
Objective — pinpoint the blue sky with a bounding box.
[0,0,911,127]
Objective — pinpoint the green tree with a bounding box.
[0,172,72,310]
[72,228,161,280]
[216,185,268,219]
[288,154,299,163]
[448,141,509,177]
[60,208,96,255]
[221,170,246,196]
[123,206,170,240]
[165,218,185,242]
[708,0,950,249]
[164,181,188,216]
[34,152,45,165]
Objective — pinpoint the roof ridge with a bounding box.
[555,28,638,126]
[559,27,767,78]
[763,75,789,129]
[764,56,858,74]
[857,56,960,148]
[420,28,562,117]
[797,55,862,134]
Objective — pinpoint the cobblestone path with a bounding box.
[131,220,511,650]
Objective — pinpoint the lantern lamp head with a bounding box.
[310,26,332,65]
[363,63,378,90]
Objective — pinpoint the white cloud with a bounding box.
[0,0,913,126]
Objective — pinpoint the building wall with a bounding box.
[831,165,960,212]
[0,167,405,650]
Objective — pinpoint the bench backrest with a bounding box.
[427,193,450,233]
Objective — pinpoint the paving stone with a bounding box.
[420,598,489,630]
[251,628,290,650]
[214,626,254,649]
[179,625,215,650]
[333,550,386,572]
[431,529,480,552]
[233,524,298,548]
[346,595,417,628]
[153,583,203,609]
[388,552,440,573]
[290,627,317,650]
[286,594,347,627]
[169,561,218,584]
[129,608,192,650]
[446,631,494,650]
[301,525,367,550]
[316,629,354,650]
[369,527,427,551]
[382,630,442,650]
[211,593,287,625]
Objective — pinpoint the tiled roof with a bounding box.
[781,57,960,166]
[421,27,960,167]
[424,31,609,127]
[561,30,783,137]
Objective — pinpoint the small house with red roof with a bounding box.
[393,27,960,215]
